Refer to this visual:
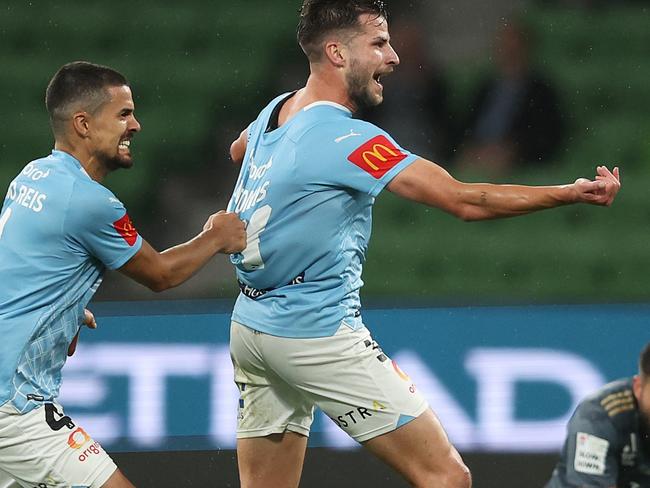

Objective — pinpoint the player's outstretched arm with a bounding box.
[118,211,246,292]
[387,158,620,221]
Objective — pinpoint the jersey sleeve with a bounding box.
[297,120,419,197]
[65,183,143,270]
[560,401,620,487]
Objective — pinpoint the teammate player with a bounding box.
[0,62,246,488]
[226,1,621,487]
[546,343,650,488]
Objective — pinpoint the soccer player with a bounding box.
[0,62,246,488]
[546,343,650,488]
[226,1,621,487]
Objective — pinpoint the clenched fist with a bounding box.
[203,210,247,254]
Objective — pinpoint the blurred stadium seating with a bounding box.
[2,2,647,303]
[369,5,650,303]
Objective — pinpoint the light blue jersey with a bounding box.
[228,94,418,338]
[0,150,142,413]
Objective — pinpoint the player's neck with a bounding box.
[279,73,353,124]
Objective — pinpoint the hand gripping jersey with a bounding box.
[228,94,418,338]
[0,150,142,413]
[546,378,650,488]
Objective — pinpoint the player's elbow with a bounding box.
[230,139,244,165]
[450,204,482,222]
[143,270,178,293]
[147,280,171,293]
[434,182,488,222]
[229,141,238,163]
[151,275,181,292]
[119,250,181,292]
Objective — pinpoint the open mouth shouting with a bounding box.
[373,72,383,89]
[118,138,131,154]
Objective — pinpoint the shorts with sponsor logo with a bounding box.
[230,321,429,443]
[0,402,116,488]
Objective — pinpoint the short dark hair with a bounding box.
[640,342,650,377]
[45,61,129,136]
[297,0,388,61]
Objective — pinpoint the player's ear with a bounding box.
[71,111,91,138]
[324,40,346,68]
[633,374,642,401]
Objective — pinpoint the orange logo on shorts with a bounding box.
[67,427,91,449]
[392,360,410,381]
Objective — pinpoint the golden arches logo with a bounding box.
[361,143,400,170]
[67,427,91,449]
[347,135,407,179]
[115,216,136,236]
[113,213,139,246]
[122,220,136,235]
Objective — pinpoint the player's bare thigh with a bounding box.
[237,432,308,488]
[363,409,471,488]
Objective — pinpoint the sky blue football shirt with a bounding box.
[228,95,419,338]
[0,150,142,413]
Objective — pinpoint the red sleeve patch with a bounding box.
[347,135,407,179]
[113,213,139,246]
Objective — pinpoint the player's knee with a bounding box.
[447,460,471,488]
[412,457,471,488]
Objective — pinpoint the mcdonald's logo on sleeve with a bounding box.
[113,213,139,246]
[347,135,408,179]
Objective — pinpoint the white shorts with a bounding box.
[0,402,117,488]
[230,321,429,443]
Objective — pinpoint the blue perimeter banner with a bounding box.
[59,301,649,453]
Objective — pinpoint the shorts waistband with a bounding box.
[238,272,305,300]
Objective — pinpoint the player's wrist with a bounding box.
[207,228,229,254]
[559,183,579,204]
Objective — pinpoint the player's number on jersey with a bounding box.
[0,208,11,239]
[241,205,271,270]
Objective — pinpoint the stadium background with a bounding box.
[1,0,649,486]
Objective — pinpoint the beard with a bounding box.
[346,60,382,113]
[100,148,133,172]
[106,155,133,171]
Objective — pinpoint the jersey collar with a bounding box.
[302,101,352,114]
[51,150,92,180]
